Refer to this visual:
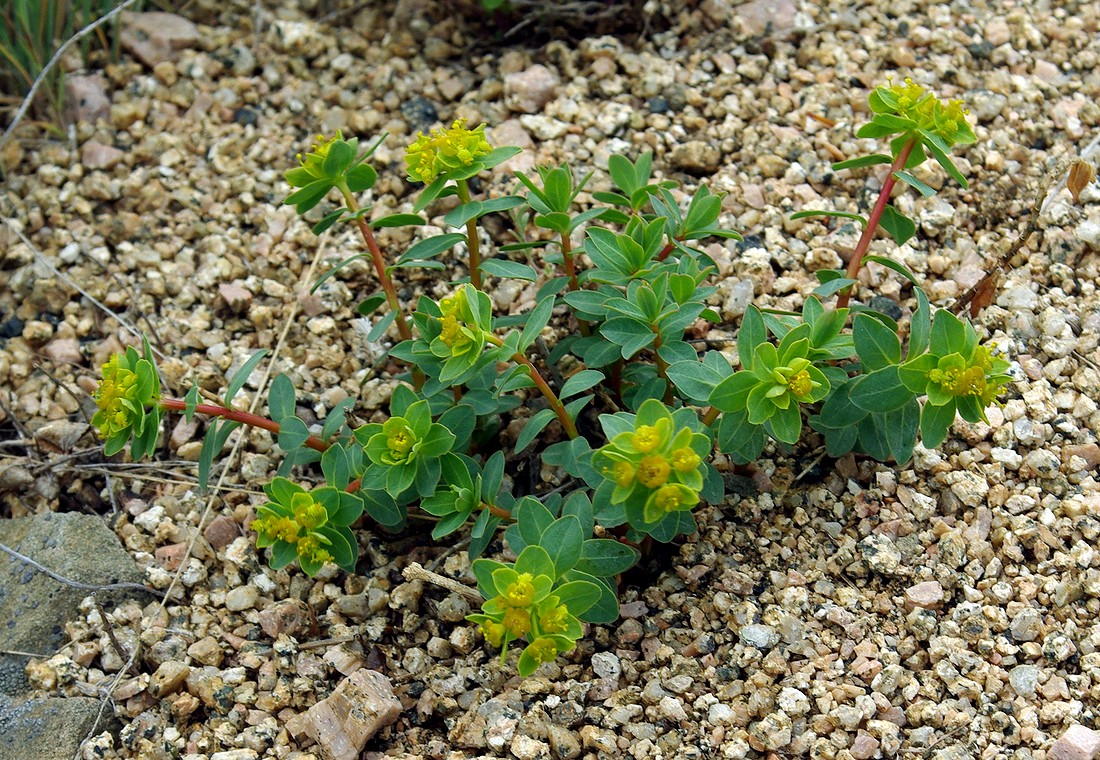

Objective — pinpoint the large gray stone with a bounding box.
[0,513,144,695]
[0,695,109,760]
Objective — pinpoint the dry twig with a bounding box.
[0,0,141,153]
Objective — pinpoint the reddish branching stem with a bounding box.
[159,399,329,452]
[836,139,917,310]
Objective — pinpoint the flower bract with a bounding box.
[405,119,493,184]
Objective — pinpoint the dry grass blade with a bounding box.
[75,234,331,759]
[0,0,141,152]
[0,213,167,360]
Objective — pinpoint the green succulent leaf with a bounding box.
[278,416,311,451]
[920,397,957,448]
[479,259,539,281]
[893,170,935,197]
[268,374,296,421]
[831,154,893,171]
[541,516,584,577]
[559,370,605,399]
[849,366,914,413]
[853,313,902,371]
[880,204,916,245]
[226,350,269,404]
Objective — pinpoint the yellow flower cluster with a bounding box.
[252,514,300,544]
[405,119,492,183]
[928,365,986,398]
[884,78,972,145]
[92,355,139,440]
[297,535,334,566]
[253,490,334,565]
[436,288,481,357]
[502,573,536,607]
[594,401,709,524]
[478,574,574,648]
[887,77,928,115]
[292,492,328,531]
[772,358,820,403]
[296,132,341,167]
[785,368,814,398]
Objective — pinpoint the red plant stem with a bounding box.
[159,399,329,452]
[455,181,483,291]
[700,405,720,426]
[484,334,578,439]
[652,332,673,405]
[836,139,917,310]
[486,503,512,520]
[339,190,414,343]
[561,232,580,292]
[561,232,591,336]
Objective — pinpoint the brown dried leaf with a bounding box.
[970,272,1001,318]
[1067,159,1096,204]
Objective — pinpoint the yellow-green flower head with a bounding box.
[539,603,570,635]
[502,573,536,607]
[405,119,493,184]
[297,534,333,565]
[670,447,700,474]
[786,368,814,399]
[607,460,635,488]
[380,417,419,465]
[636,455,671,489]
[887,77,929,117]
[645,483,699,522]
[480,619,507,647]
[303,132,341,163]
[434,287,482,354]
[291,492,328,531]
[293,131,346,181]
[92,354,140,440]
[386,422,416,458]
[929,364,987,398]
[633,422,664,450]
[254,514,301,544]
[655,484,689,512]
[937,100,967,134]
[526,637,561,666]
[503,607,532,637]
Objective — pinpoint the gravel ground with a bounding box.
[2,0,1100,758]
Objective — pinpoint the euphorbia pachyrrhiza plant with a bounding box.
[92,82,1020,678]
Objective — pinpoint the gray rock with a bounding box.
[590,652,621,680]
[63,75,110,124]
[996,285,1039,311]
[721,278,756,319]
[546,723,582,759]
[1010,608,1043,642]
[120,11,200,67]
[224,585,259,612]
[0,695,112,760]
[919,198,956,236]
[504,65,559,114]
[670,140,721,175]
[299,669,402,760]
[0,513,144,696]
[968,90,1008,122]
[1009,665,1039,698]
[859,533,905,576]
[739,624,780,650]
[1043,632,1077,663]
